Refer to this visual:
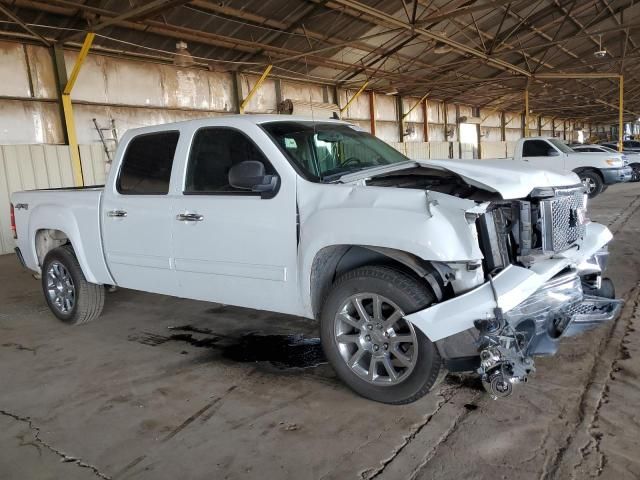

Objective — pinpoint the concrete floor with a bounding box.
[1,183,640,480]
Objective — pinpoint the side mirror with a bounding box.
[547,148,560,157]
[228,160,278,195]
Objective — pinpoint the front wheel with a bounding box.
[579,171,604,198]
[320,266,442,404]
[630,163,640,182]
[41,245,105,325]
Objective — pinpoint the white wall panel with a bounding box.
[429,124,445,141]
[0,100,64,144]
[404,142,429,160]
[0,144,99,254]
[460,143,473,159]
[376,95,397,122]
[481,142,507,159]
[79,144,109,185]
[282,81,325,103]
[402,97,424,123]
[429,142,450,159]
[387,142,406,155]
[338,89,370,120]
[376,121,399,143]
[0,41,31,98]
[25,44,58,100]
[241,74,277,113]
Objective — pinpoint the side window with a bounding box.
[117,131,180,194]
[185,128,277,194]
[523,140,553,157]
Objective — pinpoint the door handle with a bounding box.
[107,209,127,218]
[176,212,204,222]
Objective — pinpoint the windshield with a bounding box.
[548,138,574,154]
[262,121,410,182]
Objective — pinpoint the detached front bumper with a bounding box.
[405,221,614,343]
[601,166,633,184]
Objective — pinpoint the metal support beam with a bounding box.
[524,88,529,137]
[619,75,624,152]
[61,0,192,43]
[239,64,272,114]
[340,81,369,115]
[61,33,95,187]
[0,3,50,46]
[397,95,405,142]
[331,0,531,77]
[443,101,449,141]
[369,91,376,136]
[423,98,429,142]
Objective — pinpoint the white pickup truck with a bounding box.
[511,136,632,197]
[11,116,622,404]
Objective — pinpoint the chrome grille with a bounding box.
[539,187,587,252]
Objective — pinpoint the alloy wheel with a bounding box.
[334,293,418,386]
[46,261,75,314]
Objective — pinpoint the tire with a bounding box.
[41,245,104,325]
[579,171,604,198]
[320,265,442,404]
[631,163,640,182]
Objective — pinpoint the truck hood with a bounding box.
[419,159,580,199]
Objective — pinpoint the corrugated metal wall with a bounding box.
[0,144,108,254]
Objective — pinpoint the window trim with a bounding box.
[182,126,281,198]
[116,130,181,196]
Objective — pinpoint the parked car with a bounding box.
[512,137,632,197]
[11,116,622,403]
[600,140,640,153]
[574,144,640,182]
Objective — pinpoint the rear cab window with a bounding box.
[117,131,180,194]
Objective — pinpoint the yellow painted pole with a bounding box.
[524,88,529,137]
[340,81,369,115]
[619,75,624,152]
[402,92,429,120]
[63,32,95,186]
[239,64,273,114]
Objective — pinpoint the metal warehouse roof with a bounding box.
[1,0,639,121]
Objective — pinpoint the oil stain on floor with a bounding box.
[128,325,327,370]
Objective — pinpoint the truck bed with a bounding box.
[11,187,113,285]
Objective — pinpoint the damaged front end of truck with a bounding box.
[359,161,623,399]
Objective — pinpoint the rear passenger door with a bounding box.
[171,127,299,314]
[102,130,180,295]
[521,139,562,170]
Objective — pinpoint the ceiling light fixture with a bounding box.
[174,41,196,67]
[594,34,607,58]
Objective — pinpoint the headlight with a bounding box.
[605,158,621,166]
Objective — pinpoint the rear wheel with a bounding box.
[630,163,640,182]
[320,266,442,404]
[579,171,604,198]
[41,245,104,325]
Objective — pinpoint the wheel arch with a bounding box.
[308,245,445,319]
[25,203,113,285]
[573,167,604,180]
